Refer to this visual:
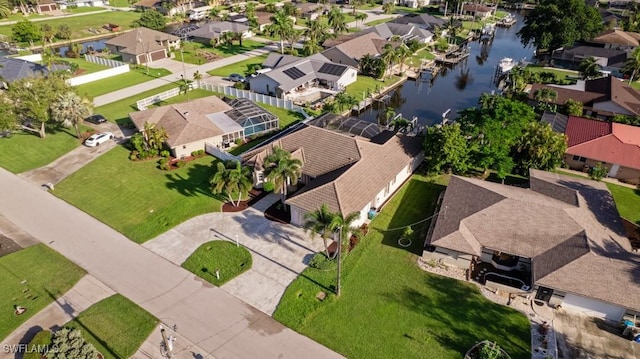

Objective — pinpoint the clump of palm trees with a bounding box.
[263,146,303,205]
[210,160,253,207]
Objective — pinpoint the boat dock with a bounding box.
[435,48,470,66]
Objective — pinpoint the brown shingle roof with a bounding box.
[129,96,234,147]
[591,29,640,47]
[330,32,388,60]
[106,27,178,56]
[586,75,640,116]
[528,83,604,106]
[427,170,640,311]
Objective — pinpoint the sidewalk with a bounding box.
[93,47,272,107]
[0,275,115,359]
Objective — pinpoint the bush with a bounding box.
[308,253,333,270]
[176,160,187,168]
[24,330,51,359]
[197,149,205,155]
[47,327,99,359]
[129,150,139,161]
[191,151,198,157]
[263,180,275,192]
[235,138,244,145]
[158,158,170,170]
[160,150,170,158]
[233,81,246,89]
[589,162,608,181]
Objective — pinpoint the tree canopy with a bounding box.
[133,9,166,30]
[517,0,603,51]
[12,19,41,44]
[423,122,473,175]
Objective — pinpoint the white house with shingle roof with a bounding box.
[243,114,424,227]
[424,169,640,322]
[106,27,180,65]
[129,96,278,158]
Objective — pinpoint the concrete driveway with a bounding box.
[144,194,324,315]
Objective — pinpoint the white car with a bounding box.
[85,132,113,147]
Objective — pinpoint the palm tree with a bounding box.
[303,40,323,56]
[50,92,93,139]
[329,211,360,296]
[382,44,398,79]
[578,57,601,80]
[534,88,558,112]
[227,160,253,206]
[220,31,234,48]
[0,0,11,18]
[623,47,640,84]
[382,2,393,14]
[351,0,362,15]
[41,47,57,71]
[263,146,303,205]
[303,204,337,258]
[210,160,253,206]
[305,19,328,43]
[193,70,202,88]
[268,10,295,54]
[328,6,347,34]
[354,11,367,27]
[395,45,411,73]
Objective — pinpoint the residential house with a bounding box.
[105,27,180,64]
[382,0,431,9]
[321,32,392,68]
[229,11,272,33]
[187,21,252,45]
[186,5,212,21]
[560,116,640,184]
[390,13,448,33]
[589,28,640,50]
[540,111,569,133]
[361,22,433,43]
[461,3,494,19]
[551,46,627,77]
[56,0,108,8]
[0,58,68,88]
[423,169,640,322]
[250,54,357,102]
[129,96,278,157]
[528,75,640,118]
[295,3,328,20]
[36,0,58,13]
[243,113,424,228]
[133,0,204,15]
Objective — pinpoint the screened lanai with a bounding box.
[223,98,279,136]
[309,113,385,139]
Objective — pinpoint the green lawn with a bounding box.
[345,75,404,100]
[257,103,305,128]
[207,54,269,77]
[365,18,394,26]
[75,67,172,99]
[406,48,435,67]
[54,145,223,243]
[0,12,140,43]
[66,294,157,359]
[0,128,83,174]
[273,174,531,359]
[0,244,85,341]
[525,65,579,82]
[108,0,132,7]
[178,40,266,64]
[59,57,109,74]
[93,83,180,124]
[64,6,106,14]
[629,81,640,90]
[607,183,640,224]
[182,241,252,286]
[0,13,49,23]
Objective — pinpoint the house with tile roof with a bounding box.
[243,114,424,227]
[423,169,639,321]
[589,28,640,50]
[390,13,449,33]
[129,96,278,158]
[461,3,494,19]
[187,21,252,45]
[105,27,180,65]
[321,32,394,68]
[360,22,433,44]
[249,54,357,102]
[561,116,640,184]
[551,46,627,77]
[528,75,640,119]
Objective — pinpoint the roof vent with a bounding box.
[183,111,189,116]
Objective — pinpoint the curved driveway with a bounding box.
[0,169,342,359]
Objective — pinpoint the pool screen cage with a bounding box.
[309,114,384,139]
[224,98,279,136]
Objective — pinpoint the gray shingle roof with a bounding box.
[255,56,352,93]
[187,21,250,40]
[105,27,177,55]
[0,58,68,83]
[540,111,569,133]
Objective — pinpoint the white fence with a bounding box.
[67,64,130,86]
[205,143,241,162]
[136,83,311,119]
[15,54,42,62]
[84,54,127,68]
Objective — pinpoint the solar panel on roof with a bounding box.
[283,67,305,80]
[318,63,346,76]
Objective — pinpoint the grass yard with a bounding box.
[345,75,404,99]
[178,40,266,64]
[257,103,305,128]
[64,6,106,14]
[0,244,85,341]
[0,12,140,43]
[182,241,252,286]
[66,294,157,359]
[75,67,172,98]
[406,48,435,67]
[93,83,180,124]
[108,0,132,7]
[365,18,394,26]
[0,128,84,174]
[525,65,579,82]
[59,57,109,74]
[273,174,531,359]
[607,183,640,224]
[54,145,223,243]
[207,54,269,77]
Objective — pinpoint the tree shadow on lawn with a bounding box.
[382,279,530,358]
[164,163,222,199]
[376,179,446,256]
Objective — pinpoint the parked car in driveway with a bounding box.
[85,114,107,125]
[229,73,246,82]
[84,132,113,147]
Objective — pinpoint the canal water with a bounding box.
[358,11,534,126]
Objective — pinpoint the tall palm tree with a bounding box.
[220,31,234,47]
[354,11,367,27]
[623,47,640,84]
[305,19,328,43]
[395,45,411,73]
[578,57,601,80]
[303,40,323,56]
[382,44,398,79]
[193,70,202,88]
[227,160,253,206]
[382,2,393,14]
[50,92,92,139]
[303,204,337,258]
[210,161,234,204]
[263,146,303,205]
[0,0,11,18]
[268,10,295,54]
[328,6,347,34]
[41,47,57,71]
[329,211,360,296]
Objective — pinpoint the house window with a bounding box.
[572,155,587,162]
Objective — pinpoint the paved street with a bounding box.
[144,194,324,315]
[0,169,343,359]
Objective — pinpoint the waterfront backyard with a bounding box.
[273,174,531,359]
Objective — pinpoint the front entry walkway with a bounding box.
[144,194,322,315]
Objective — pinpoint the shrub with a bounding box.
[191,151,198,157]
[402,226,414,239]
[589,162,608,181]
[129,150,139,161]
[160,150,170,158]
[24,330,51,359]
[47,327,99,359]
[176,160,187,168]
[148,148,159,158]
[235,138,244,145]
[263,181,275,192]
[233,81,245,89]
[197,149,205,155]
[308,253,333,270]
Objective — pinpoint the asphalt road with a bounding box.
[0,168,343,359]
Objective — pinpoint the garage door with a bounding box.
[563,294,626,321]
[150,50,166,61]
